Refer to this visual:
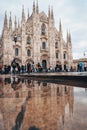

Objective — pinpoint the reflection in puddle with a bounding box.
[0,76,87,130]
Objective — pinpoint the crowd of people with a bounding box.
[0,61,87,74]
[77,62,87,72]
[0,62,43,74]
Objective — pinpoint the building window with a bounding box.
[42,42,46,49]
[55,42,58,48]
[15,48,18,56]
[27,36,31,44]
[63,53,66,59]
[27,49,31,56]
[56,52,58,59]
[41,23,46,35]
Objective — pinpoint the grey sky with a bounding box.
[0,0,87,59]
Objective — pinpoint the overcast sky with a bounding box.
[0,0,87,59]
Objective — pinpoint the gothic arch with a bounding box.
[15,58,22,65]
[64,61,68,70]
[25,59,34,64]
[41,55,49,68]
[42,60,47,69]
[56,61,61,65]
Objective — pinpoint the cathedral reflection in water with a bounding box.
[0,77,74,130]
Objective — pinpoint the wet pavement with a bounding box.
[0,75,87,130]
[19,72,87,88]
[19,71,87,76]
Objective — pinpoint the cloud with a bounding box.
[0,0,87,60]
[73,41,87,51]
[73,40,87,59]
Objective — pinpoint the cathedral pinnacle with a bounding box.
[59,19,62,32]
[9,12,12,30]
[14,16,17,30]
[48,6,50,18]
[69,31,71,43]
[67,30,69,43]
[18,19,20,28]
[51,6,54,19]
[36,0,39,14]
[22,5,25,21]
[9,12,12,22]
[4,11,8,29]
[67,30,72,46]
[27,9,29,19]
[33,0,35,13]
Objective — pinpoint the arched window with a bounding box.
[27,36,31,44]
[41,23,46,35]
[63,53,66,59]
[42,42,46,49]
[56,52,58,59]
[27,49,31,56]
[55,42,58,48]
[15,48,18,56]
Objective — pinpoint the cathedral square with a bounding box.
[0,1,87,130]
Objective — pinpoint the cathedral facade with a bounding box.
[0,1,73,70]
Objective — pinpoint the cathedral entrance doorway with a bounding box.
[64,61,68,71]
[11,59,21,74]
[64,64,66,71]
[42,60,47,69]
[64,64,69,71]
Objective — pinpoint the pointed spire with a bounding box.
[22,5,25,21]
[36,0,39,14]
[69,30,71,43]
[66,30,69,43]
[59,19,62,32]
[9,12,12,30]
[9,12,12,22]
[70,34,71,43]
[33,0,35,13]
[27,9,29,19]
[14,16,17,30]
[48,6,50,18]
[51,6,54,19]
[18,19,21,34]
[18,19,20,28]
[4,11,8,29]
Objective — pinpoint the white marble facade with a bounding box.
[0,1,73,70]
